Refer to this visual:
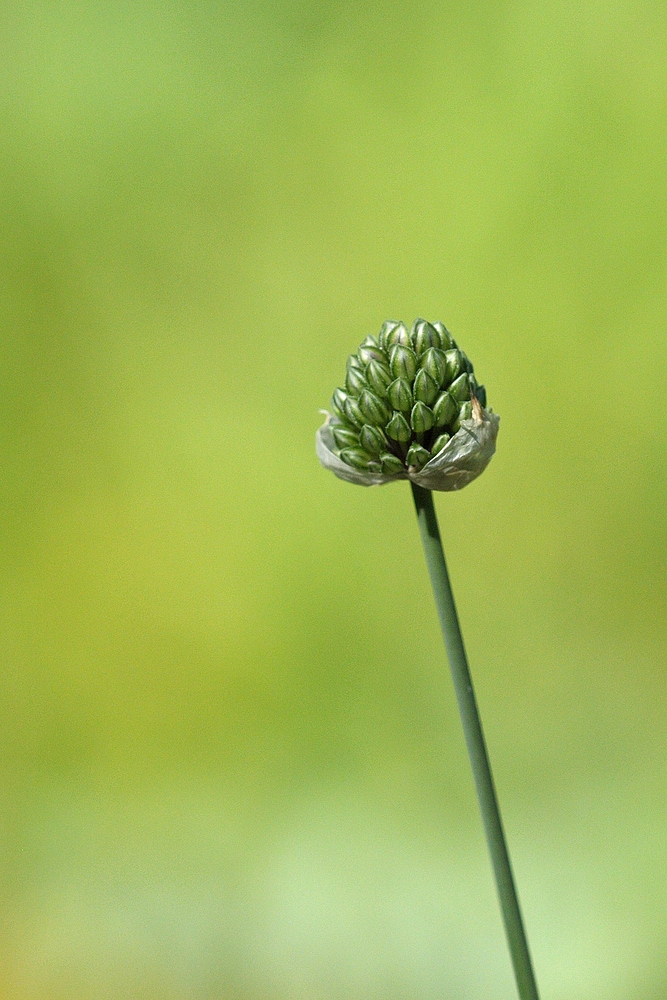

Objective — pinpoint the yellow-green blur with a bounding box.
[1,3,666,998]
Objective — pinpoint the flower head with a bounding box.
[316,319,499,491]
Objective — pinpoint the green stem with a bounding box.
[411,483,540,1000]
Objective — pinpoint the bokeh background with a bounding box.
[1,2,667,998]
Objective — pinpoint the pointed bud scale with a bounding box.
[475,384,487,408]
[411,401,435,433]
[387,377,413,412]
[339,447,375,470]
[389,344,418,381]
[413,320,440,355]
[384,321,410,348]
[359,423,387,456]
[433,391,457,427]
[413,368,439,405]
[333,426,359,449]
[444,349,463,383]
[344,396,365,429]
[360,334,380,348]
[449,372,472,403]
[406,442,431,470]
[451,400,473,433]
[365,359,392,395]
[358,344,387,366]
[380,452,405,475]
[331,388,348,418]
[420,347,447,387]
[378,321,401,349]
[431,433,451,456]
[346,354,363,371]
[358,389,391,426]
[432,322,454,350]
[386,411,412,441]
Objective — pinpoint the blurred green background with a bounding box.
[1,1,666,997]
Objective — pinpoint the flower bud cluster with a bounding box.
[317,319,499,491]
[327,319,487,475]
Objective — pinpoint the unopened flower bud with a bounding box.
[433,391,457,428]
[411,400,435,433]
[345,366,367,395]
[378,321,401,349]
[331,388,348,418]
[359,389,391,426]
[475,384,487,407]
[420,347,447,387]
[359,423,387,456]
[413,369,439,405]
[344,396,365,429]
[460,351,474,374]
[431,432,450,456]
[365,359,393,395]
[346,354,363,372]
[384,321,410,348]
[406,442,431,470]
[412,319,440,355]
[389,344,418,381]
[333,425,359,449]
[387,377,413,412]
[380,452,405,474]
[360,335,380,348]
[339,447,375,470]
[451,400,473,433]
[432,322,454,350]
[358,344,387,366]
[449,372,472,403]
[386,411,412,441]
[444,349,464,383]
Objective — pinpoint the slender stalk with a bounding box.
[411,483,539,1000]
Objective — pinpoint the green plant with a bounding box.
[317,319,539,1000]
